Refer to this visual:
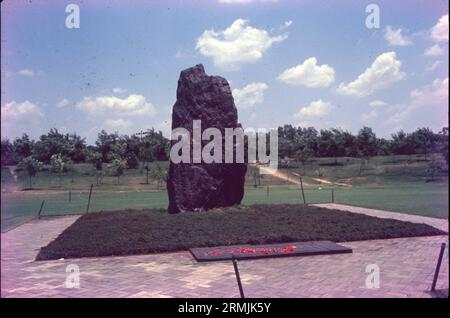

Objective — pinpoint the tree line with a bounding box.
[1,125,448,169]
[1,128,170,187]
[276,125,448,165]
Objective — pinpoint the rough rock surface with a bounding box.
[167,64,247,213]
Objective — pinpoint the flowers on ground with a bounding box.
[208,245,297,257]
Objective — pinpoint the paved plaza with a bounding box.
[1,204,448,298]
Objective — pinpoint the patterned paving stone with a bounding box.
[1,206,448,298]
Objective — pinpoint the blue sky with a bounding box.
[1,0,448,144]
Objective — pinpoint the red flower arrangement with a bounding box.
[207,245,297,257]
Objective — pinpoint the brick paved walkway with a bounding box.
[1,205,448,298]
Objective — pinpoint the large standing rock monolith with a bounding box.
[167,64,247,213]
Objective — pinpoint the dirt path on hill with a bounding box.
[311,178,352,187]
[255,165,312,186]
[254,164,351,188]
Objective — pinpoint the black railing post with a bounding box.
[299,176,306,204]
[431,243,446,291]
[232,256,245,298]
[86,184,93,213]
[37,200,45,219]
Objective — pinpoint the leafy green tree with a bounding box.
[87,152,103,185]
[13,134,34,162]
[277,125,298,159]
[96,130,119,163]
[18,156,42,189]
[66,133,87,163]
[50,153,70,187]
[318,129,340,164]
[33,129,70,163]
[409,128,436,160]
[50,153,67,173]
[125,152,139,169]
[356,127,378,158]
[140,128,170,161]
[356,127,378,175]
[1,139,15,166]
[110,158,127,184]
[436,127,448,164]
[295,146,313,174]
[88,151,103,171]
[108,141,126,161]
[390,130,409,155]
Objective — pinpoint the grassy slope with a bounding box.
[36,204,447,260]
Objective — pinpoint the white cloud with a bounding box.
[424,44,444,57]
[196,19,287,70]
[426,60,443,72]
[384,26,412,46]
[18,69,34,77]
[1,101,43,138]
[232,82,268,109]
[369,100,387,108]
[1,100,43,120]
[388,77,448,124]
[360,110,378,122]
[337,52,405,97]
[295,99,332,118]
[431,14,449,43]
[410,77,448,107]
[103,118,131,130]
[56,98,70,108]
[280,20,293,30]
[277,57,335,88]
[76,94,156,117]
[248,112,257,121]
[112,87,127,94]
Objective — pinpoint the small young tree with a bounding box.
[50,153,69,187]
[126,152,139,169]
[90,152,103,170]
[140,148,155,184]
[152,163,167,190]
[110,158,127,184]
[87,152,103,184]
[437,127,448,164]
[18,156,42,189]
[295,146,313,175]
[426,160,441,182]
[356,127,378,176]
[66,159,75,183]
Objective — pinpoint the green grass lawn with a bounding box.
[2,181,447,232]
[2,154,448,232]
[36,204,447,261]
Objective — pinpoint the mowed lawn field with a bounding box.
[1,155,448,232]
